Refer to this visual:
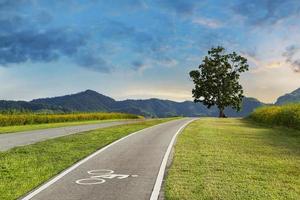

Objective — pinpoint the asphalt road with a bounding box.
[0,120,143,151]
[21,118,195,200]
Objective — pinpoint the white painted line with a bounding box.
[20,119,183,200]
[149,118,197,200]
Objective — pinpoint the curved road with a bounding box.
[21,118,196,200]
[0,120,143,151]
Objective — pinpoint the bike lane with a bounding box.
[21,118,195,200]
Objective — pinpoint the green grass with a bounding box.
[165,118,300,200]
[249,103,300,130]
[0,118,174,200]
[0,119,133,134]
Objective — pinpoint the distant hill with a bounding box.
[0,90,265,117]
[30,90,210,117]
[225,97,265,117]
[31,90,115,112]
[113,99,210,117]
[275,88,300,105]
[0,100,67,113]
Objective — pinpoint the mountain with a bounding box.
[31,90,265,117]
[225,97,265,117]
[0,90,265,117]
[275,88,300,105]
[31,90,116,112]
[0,100,68,113]
[113,99,210,117]
[30,90,211,117]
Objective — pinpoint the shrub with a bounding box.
[249,103,300,130]
[0,112,142,127]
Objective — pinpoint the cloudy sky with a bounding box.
[0,0,300,103]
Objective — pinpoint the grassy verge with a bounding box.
[0,119,134,134]
[0,118,174,200]
[249,103,300,130]
[165,118,300,200]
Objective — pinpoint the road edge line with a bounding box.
[20,118,182,200]
[149,118,197,200]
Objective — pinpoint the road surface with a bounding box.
[0,120,143,151]
[21,118,195,200]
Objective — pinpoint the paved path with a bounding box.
[0,120,143,151]
[21,118,195,200]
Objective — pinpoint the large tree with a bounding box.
[189,46,249,117]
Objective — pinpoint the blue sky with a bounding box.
[0,0,300,103]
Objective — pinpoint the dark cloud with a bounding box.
[234,0,300,26]
[0,29,86,65]
[0,0,31,9]
[0,1,52,31]
[0,0,112,73]
[0,0,176,73]
[99,20,136,40]
[133,32,163,54]
[99,20,167,57]
[102,0,147,10]
[98,19,177,69]
[283,45,299,59]
[291,60,300,73]
[75,53,112,73]
[0,0,84,65]
[131,60,144,71]
[0,16,25,33]
[35,10,53,24]
[283,45,300,72]
[155,0,199,15]
[99,20,158,50]
[0,20,110,73]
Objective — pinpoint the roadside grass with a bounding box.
[0,118,174,200]
[0,119,136,134]
[165,118,300,200]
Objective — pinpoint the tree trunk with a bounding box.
[219,109,226,118]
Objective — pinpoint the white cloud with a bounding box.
[192,17,223,28]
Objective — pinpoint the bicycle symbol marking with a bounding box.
[76,169,138,185]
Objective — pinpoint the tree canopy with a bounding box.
[189,46,249,117]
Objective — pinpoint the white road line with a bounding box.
[20,119,183,200]
[149,118,197,200]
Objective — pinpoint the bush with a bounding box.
[249,103,300,130]
[0,112,142,127]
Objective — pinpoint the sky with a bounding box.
[0,0,300,103]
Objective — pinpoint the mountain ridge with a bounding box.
[275,88,300,105]
[31,90,116,112]
[0,89,266,117]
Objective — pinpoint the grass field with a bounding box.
[0,112,141,127]
[165,118,300,200]
[249,103,300,130]
[0,118,173,200]
[0,119,135,134]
